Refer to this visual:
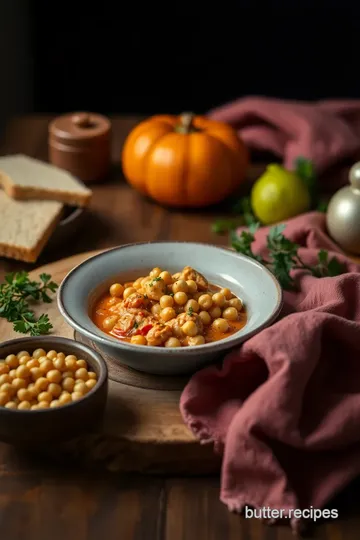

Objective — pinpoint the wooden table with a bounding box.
[0,116,358,539]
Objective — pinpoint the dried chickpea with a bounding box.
[229,298,243,310]
[62,377,75,392]
[38,356,48,364]
[48,383,62,398]
[19,355,30,365]
[9,369,16,379]
[53,357,66,371]
[181,321,198,337]
[26,358,39,369]
[59,391,72,404]
[72,391,83,401]
[0,374,11,386]
[30,367,43,381]
[186,280,197,294]
[164,337,181,348]
[17,388,32,402]
[35,377,49,391]
[159,271,173,285]
[39,359,53,374]
[209,306,221,319]
[38,391,52,402]
[17,350,30,359]
[198,294,212,310]
[151,303,161,316]
[212,318,229,333]
[50,400,60,408]
[1,383,15,396]
[0,392,9,406]
[173,279,188,293]
[74,368,88,381]
[188,335,205,346]
[62,370,73,379]
[174,292,188,305]
[31,404,39,410]
[18,401,31,410]
[150,267,162,278]
[74,381,87,394]
[11,378,26,391]
[160,307,176,322]
[27,383,39,398]
[65,356,78,370]
[37,401,49,409]
[32,348,46,359]
[76,359,87,369]
[47,370,62,384]
[85,379,97,390]
[130,335,147,346]
[0,363,9,375]
[185,299,199,313]
[160,295,174,309]
[212,292,226,307]
[46,350,57,360]
[88,372,97,380]
[57,352,66,361]
[123,287,136,300]
[220,287,232,300]
[222,307,238,321]
[5,354,19,369]
[110,283,124,297]
[5,401,17,409]
[102,315,118,331]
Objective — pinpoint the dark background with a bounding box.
[1,1,360,126]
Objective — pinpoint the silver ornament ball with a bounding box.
[326,161,360,254]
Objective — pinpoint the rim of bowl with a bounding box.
[0,336,108,413]
[58,241,283,355]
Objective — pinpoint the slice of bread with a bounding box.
[0,190,63,262]
[0,154,92,207]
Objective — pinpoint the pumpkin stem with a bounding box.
[175,112,199,134]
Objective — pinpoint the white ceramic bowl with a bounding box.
[58,242,282,375]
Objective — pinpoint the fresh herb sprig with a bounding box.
[0,271,58,336]
[230,223,345,290]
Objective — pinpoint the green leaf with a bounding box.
[327,257,345,277]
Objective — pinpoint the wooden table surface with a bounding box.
[0,116,359,539]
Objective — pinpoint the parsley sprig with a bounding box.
[0,271,58,336]
[230,223,345,290]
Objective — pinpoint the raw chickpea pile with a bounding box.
[0,349,98,411]
[93,266,246,348]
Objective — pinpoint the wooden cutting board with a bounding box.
[0,251,221,474]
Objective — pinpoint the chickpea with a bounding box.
[57,352,66,361]
[11,378,26,391]
[198,294,213,310]
[46,350,57,360]
[123,287,136,300]
[74,381,87,394]
[151,303,161,317]
[212,318,229,333]
[0,391,9,406]
[18,401,31,410]
[102,315,119,331]
[1,383,14,396]
[85,379,97,390]
[17,388,32,402]
[17,350,30,359]
[39,359,53,374]
[0,374,11,386]
[209,306,221,319]
[182,321,198,337]
[0,363,9,375]
[5,401,17,409]
[222,307,238,321]
[38,391,52,402]
[32,348,46,360]
[150,267,162,278]
[27,383,39,398]
[185,299,199,313]
[9,369,17,379]
[212,292,226,307]
[130,335,147,346]
[76,359,87,369]
[50,400,60,408]
[160,307,176,322]
[141,277,151,287]
[26,359,39,369]
[53,357,66,371]
[173,279,188,293]
[37,401,49,409]
[88,372,97,380]
[48,383,62,398]
[188,335,206,346]
[164,337,181,348]
[38,356,48,364]
[72,392,83,401]
[5,354,19,369]
[46,369,62,384]
[160,295,174,309]
[15,365,30,379]
[30,367,43,381]
[62,371,74,379]
[174,292,188,305]
[35,377,49,391]
[31,404,39,410]
[62,377,75,392]
[74,368,88,381]
[59,392,72,405]
[65,356,78,371]
[110,283,124,297]
[220,287,232,300]
[157,271,171,285]
[19,355,30,365]
[186,280,197,294]
[133,277,144,290]
[229,298,243,311]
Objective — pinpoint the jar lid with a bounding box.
[49,112,111,147]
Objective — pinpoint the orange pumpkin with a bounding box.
[121,112,249,207]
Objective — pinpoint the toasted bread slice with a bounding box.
[0,154,92,207]
[0,190,63,262]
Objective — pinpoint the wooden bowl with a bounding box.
[0,336,108,447]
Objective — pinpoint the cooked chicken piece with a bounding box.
[146,323,173,346]
[124,293,149,309]
[144,277,167,301]
[113,313,136,334]
[166,312,204,338]
[179,266,208,291]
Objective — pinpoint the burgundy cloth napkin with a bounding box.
[180,212,360,532]
[208,97,360,187]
